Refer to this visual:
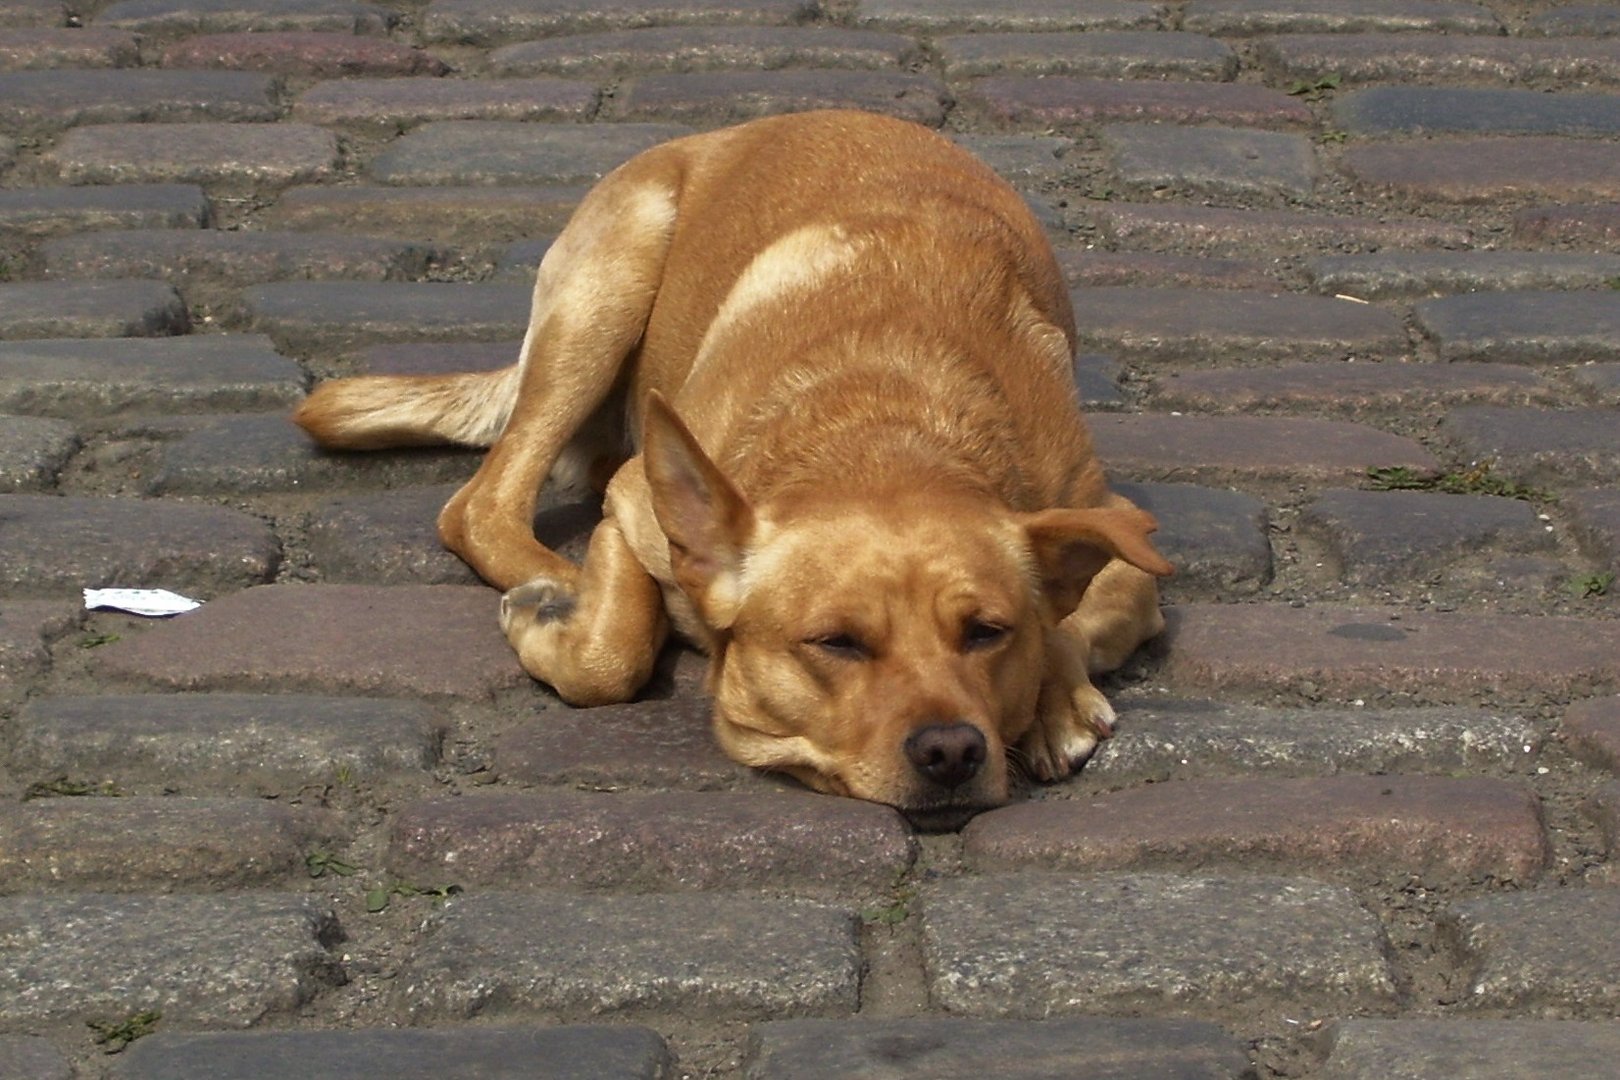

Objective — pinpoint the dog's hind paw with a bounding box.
[499,577,577,633]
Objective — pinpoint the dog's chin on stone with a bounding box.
[898,802,998,833]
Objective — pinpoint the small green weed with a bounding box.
[88,1010,160,1053]
[305,851,362,879]
[1364,463,1545,502]
[1287,73,1341,99]
[77,632,121,649]
[366,881,462,913]
[860,885,917,929]
[23,776,122,800]
[1574,571,1615,599]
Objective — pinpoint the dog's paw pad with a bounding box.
[499,578,576,631]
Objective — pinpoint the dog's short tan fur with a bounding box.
[295,110,1171,828]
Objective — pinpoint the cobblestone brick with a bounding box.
[747,1016,1251,1080]
[923,872,1395,1018]
[1565,696,1620,773]
[12,692,444,795]
[1093,698,1544,785]
[1334,86,1620,138]
[160,31,448,76]
[370,120,687,186]
[938,30,1235,79]
[1151,362,1553,417]
[1320,1018,1620,1079]
[244,281,530,351]
[1092,414,1436,485]
[1102,124,1318,200]
[1442,406,1620,488]
[1312,252,1620,300]
[1444,888,1620,1013]
[1347,136,1620,204]
[95,583,527,698]
[1072,287,1405,363]
[1111,481,1272,596]
[961,77,1310,130]
[1513,202,1620,247]
[96,0,396,34]
[489,25,916,76]
[387,790,913,890]
[0,184,209,237]
[1573,363,1620,399]
[0,414,76,490]
[1164,603,1620,702]
[295,77,597,128]
[493,694,763,791]
[0,597,77,689]
[398,891,859,1020]
[964,776,1547,885]
[267,184,583,243]
[1297,489,1554,584]
[50,122,341,188]
[0,0,66,29]
[1417,291,1620,364]
[854,0,1164,32]
[0,797,334,890]
[1527,6,1620,37]
[113,1027,676,1080]
[0,493,280,596]
[612,70,950,126]
[421,0,815,46]
[1058,250,1278,291]
[1566,487,1620,571]
[40,229,437,286]
[0,334,300,416]
[1094,202,1470,257]
[0,893,341,1024]
[1184,0,1500,35]
[0,1038,69,1080]
[0,280,187,339]
[0,27,139,69]
[0,69,278,130]
[149,412,479,494]
[1256,33,1620,88]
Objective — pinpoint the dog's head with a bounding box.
[643,394,1169,830]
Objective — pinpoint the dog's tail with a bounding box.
[292,366,521,451]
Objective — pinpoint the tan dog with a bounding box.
[294,110,1171,829]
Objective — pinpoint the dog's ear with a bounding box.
[1020,505,1173,619]
[642,391,754,628]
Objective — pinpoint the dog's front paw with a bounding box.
[498,577,577,635]
[1020,678,1115,783]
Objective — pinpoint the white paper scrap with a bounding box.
[84,587,203,617]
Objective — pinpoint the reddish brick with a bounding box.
[1442,406,1620,488]
[295,77,597,128]
[95,584,528,699]
[0,798,335,890]
[1184,0,1501,35]
[1257,33,1620,88]
[1346,138,1620,203]
[611,70,950,126]
[1513,203,1620,249]
[965,776,1547,885]
[1564,697,1620,773]
[1150,362,1555,417]
[1092,414,1437,484]
[160,31,448,76]
[1071,286,1406,362]
[1094,202,1471,257]
[488,25,917,77]
[959,76,1310,129]
[855,0,1164,33]
[0,28,138,70]
[96,0,397,35]
[387,790,913,890]
[1164,603,1620,701]
[422,0,816,46]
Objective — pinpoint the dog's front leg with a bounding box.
[1021,559,1165,782]
[498,514,668,706]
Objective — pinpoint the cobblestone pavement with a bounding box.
[2,1,1620,1077]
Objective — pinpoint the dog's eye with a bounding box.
[808,633,870,660]
[962,619,1010,651]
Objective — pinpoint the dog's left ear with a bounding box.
[1020,505,1173,619]
[642,391,754,628]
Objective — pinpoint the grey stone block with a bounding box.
[1320,1018,1620,1080]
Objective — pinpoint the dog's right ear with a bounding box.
[642,391,754,628]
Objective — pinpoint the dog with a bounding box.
[294,110,1171,830]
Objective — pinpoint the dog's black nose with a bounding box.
[904,723,986,789]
